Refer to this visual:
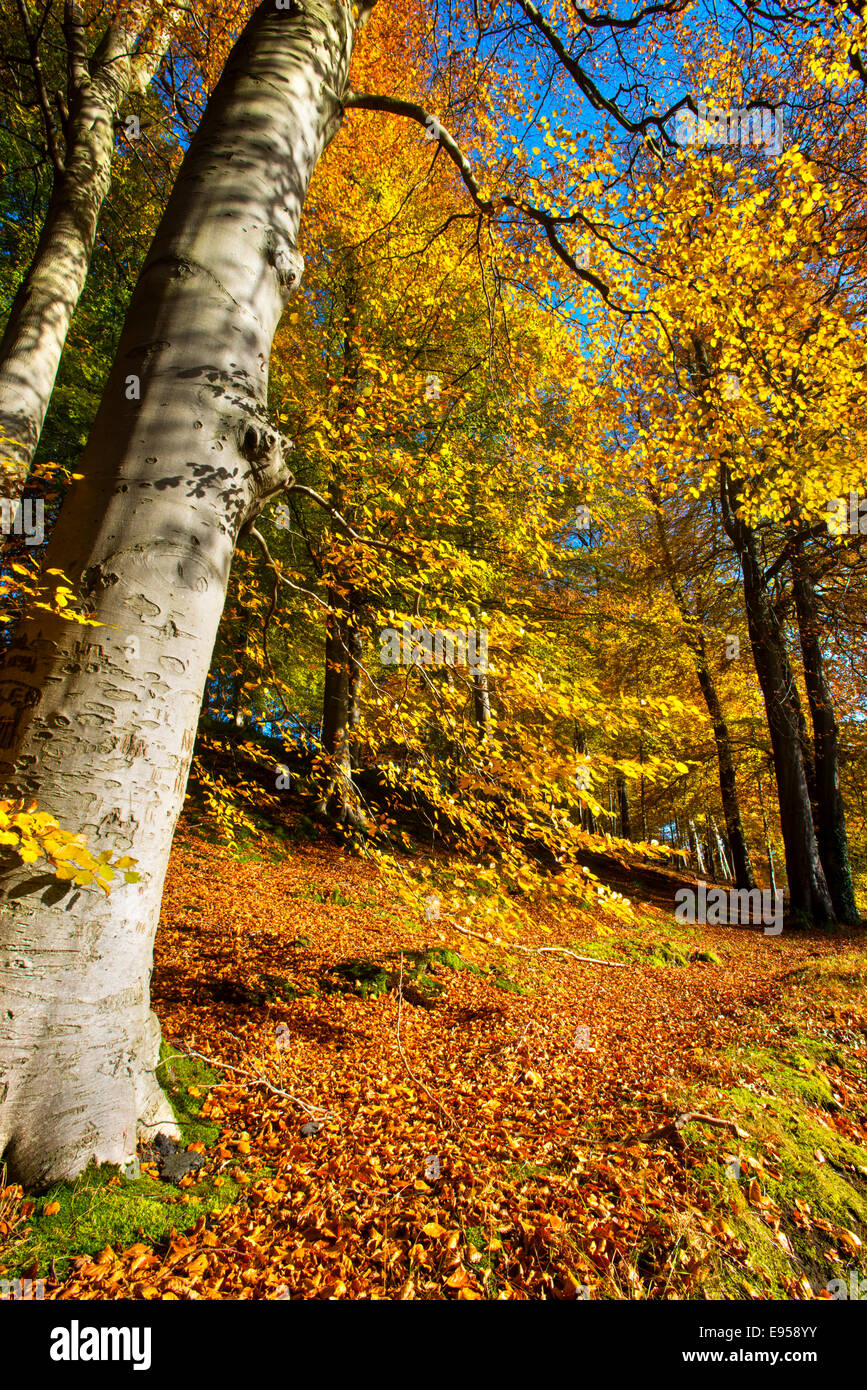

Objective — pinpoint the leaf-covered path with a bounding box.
[6,825,866,1300]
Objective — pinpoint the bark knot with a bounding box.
[266,231,304,299]
[238,420,279,464]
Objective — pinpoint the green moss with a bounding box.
[0,1161,242,1281]
[155,1040,223,1147]
[568,938,621,961]
[697,1023,867,1298]
[323,946,490,1000]
[0,1047,244,1280]
[491,975,532,995]
[310,887,352,905]
[419,947,485,975]
[465,1223,500,1298]
[570,922,727,970]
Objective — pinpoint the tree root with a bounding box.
[632,1111,749,1148]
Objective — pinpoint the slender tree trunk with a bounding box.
[720,465,834,921]
[0,12,166,503]
[780,641,818,816]
[616,770,631,838]
[688,819,706,875]
[791,548,859,922]
[472,669,491,738]
[573,722,596,833]
[711,814,731,880]
[756,765,778,895]
[0,0,363,1186]
[313,269,367,828]
[315,595,367,827]
[694,665,756,888]
[703,812,718,881]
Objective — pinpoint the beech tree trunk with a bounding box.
[0,0,362,1186]
[615,769,631,838]
[756,765,778,895]
[694,663,755,888]
[472,669,491,737]
[573,723,597,834]
[710,814,731,880]
[791,547,859,923]
[315,594,366,827]
[652,500,756,890]
[688,819,706,875]
[0,12,165,503]
[720,465,834,922]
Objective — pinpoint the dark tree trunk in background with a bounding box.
[652,499,756,889]
[720,465,834,921]
[791,547,859,923]
[616,770,631,838]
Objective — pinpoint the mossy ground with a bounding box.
[570,914,726,968]
[322,945,523,1001]
[0,1044,243,1280]
[693,954,867,1299]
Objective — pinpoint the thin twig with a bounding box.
[155,1046,334,1121]
[441,915,628,967]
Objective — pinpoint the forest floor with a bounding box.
[2,807,867,1301]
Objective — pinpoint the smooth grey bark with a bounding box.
[710,814,731,880]
[0,0,363,1186]
[688,819,706,875]
[472,669,491,737]
[755,764,778,895]
[0,8,167,503]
